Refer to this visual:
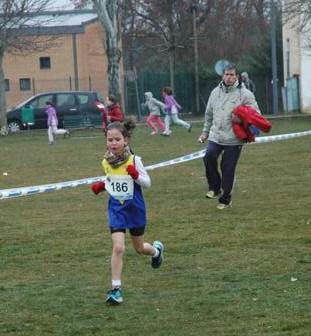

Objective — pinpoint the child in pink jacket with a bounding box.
[45,101,70,145]
[162,87,191,136]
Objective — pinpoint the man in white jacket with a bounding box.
[198,64,260,210]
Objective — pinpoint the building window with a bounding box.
[40,57,51,69]
[20,78,31,91]
[5,79,10,91]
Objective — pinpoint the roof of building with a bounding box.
[30,9,98,27]
[13,10,99,36]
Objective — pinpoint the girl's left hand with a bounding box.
[126,165,139,180]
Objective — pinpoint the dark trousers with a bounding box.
[203,141,243,204]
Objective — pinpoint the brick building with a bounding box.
[4,10,110,110]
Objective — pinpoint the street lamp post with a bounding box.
[270,0,279,115]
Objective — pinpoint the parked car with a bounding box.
[6,91,105,132]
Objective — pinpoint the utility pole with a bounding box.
[191,1,200,114]
[168,0,175,92]
[270,0,278,115]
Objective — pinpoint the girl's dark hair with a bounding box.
[106,119,136,138]
[46,101,54,107]
[108,94,118,104]
[162,87,173,95]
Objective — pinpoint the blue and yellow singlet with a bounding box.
[102,155,146,229]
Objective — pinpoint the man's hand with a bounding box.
[91,181,106,195]
[232,113,242,124]
[198,134,208,143]
[126,164,139,180]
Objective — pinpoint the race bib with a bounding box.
[105,175,134,200]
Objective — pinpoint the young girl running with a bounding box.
[142,91,166,135]
[45,101,70,145]
[162,87,191,136]
[91,120,164,305]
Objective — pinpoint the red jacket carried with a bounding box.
[232,106,272,143]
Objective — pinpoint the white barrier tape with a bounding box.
[1,130,311,200]
[0,177,106,200]
[253,129,311,143]
[146,150,205,170]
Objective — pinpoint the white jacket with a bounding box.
[143,92,165,116]
[202,80,261,145]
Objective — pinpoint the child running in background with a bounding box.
[162,87,191,136]
[142,92,166,135]
[45,101,70,145]
[91,120,164,305]
[105,95,124,124]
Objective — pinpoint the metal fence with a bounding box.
[124,72,288,118]
[124,72,195,118]
[6,72,293,117]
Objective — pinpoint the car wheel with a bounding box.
[8,120,22,133]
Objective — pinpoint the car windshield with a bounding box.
[14,96,35,109]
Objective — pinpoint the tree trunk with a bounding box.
[168,0,175,91]
[106,38,122,101]
[93,0,122,102]
[192,5,200,115]
[0,51,8,135]
[169,49,175,92]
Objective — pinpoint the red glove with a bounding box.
[91,181,106,195]
[126,164,139,180]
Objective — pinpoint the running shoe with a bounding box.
[151,241,164,269]
[106,287,123,304]
[216,202,232,210]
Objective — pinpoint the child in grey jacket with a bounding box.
[142,92,166,135]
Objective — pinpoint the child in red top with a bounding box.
[105,95,124,123]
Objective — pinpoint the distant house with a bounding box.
[282,7,311,113]
[4,9,111,109]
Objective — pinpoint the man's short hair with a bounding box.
[223,63,238,75]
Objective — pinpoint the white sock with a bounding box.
[112,280,121,288]
[153,248,159,258]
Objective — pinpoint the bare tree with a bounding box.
[122,0,216,91]
[122,1,272,82]
[282,0,311,23]
[0,0,59,135]
[72,0,122,101]
[282,0,311,39]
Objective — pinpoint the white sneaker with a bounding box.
[151,131,157,135]
[216,202,232,210]
[205,190,220,199]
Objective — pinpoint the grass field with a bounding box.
[1,118,311,336]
